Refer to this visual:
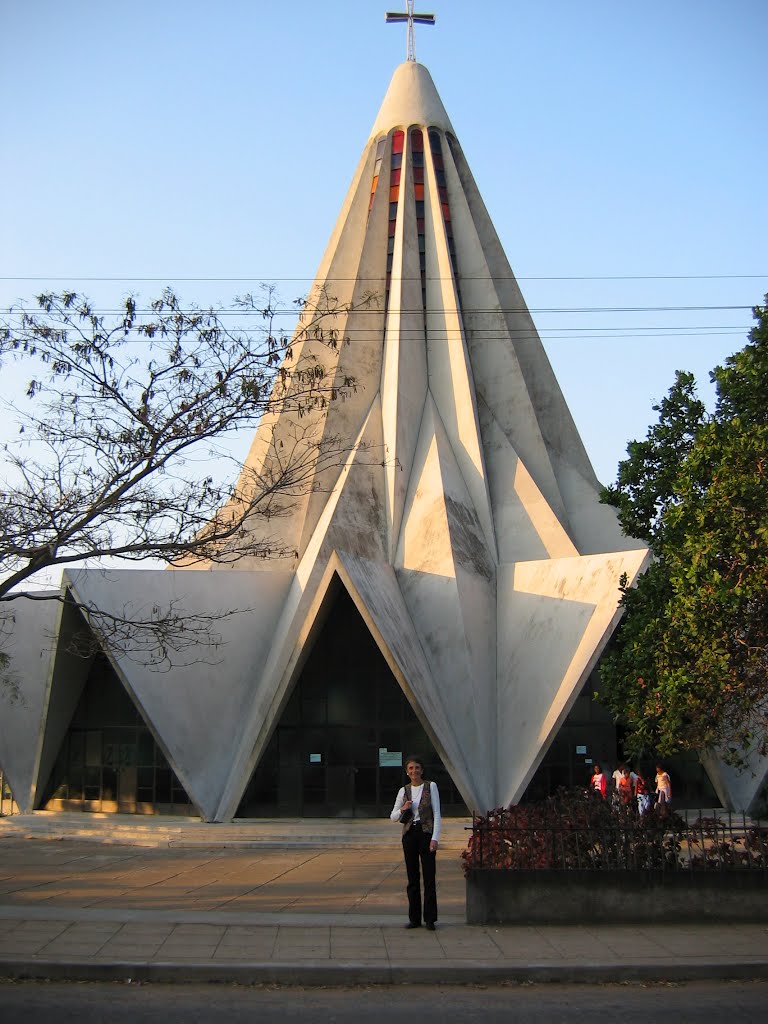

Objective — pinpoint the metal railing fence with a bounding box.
[464,809,768,873]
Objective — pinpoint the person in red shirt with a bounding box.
[634,769,651,815]
[591,763,607,799]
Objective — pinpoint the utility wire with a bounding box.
[0,274,766,284]
[0,304,755,317]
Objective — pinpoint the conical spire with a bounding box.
[369,61,453,138]
[201,60,648,814]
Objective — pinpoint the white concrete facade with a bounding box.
[3,62,760,818]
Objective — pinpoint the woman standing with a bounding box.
[390,755,441,931]
[590,763,607,798]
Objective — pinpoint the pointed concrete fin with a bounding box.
[701,748,768,814]
[223,398,390,818]
[381,139,429,558]
[317,396,388,563]
[0,592,62,812]
[497,548,649,806]
[423,133,498,561]
[67,568,293,821]
[395,559,497,810]
[548,457,645,555]
[446,131,603,514]
[297,395,388,571]
[397,394,494,579]
[442,137,572,530]
[479,400,579,562]
[34,594,100,813]
[213,145,384,573]
[369,62,454,138]
[335,551,483,812]
[395,398,497,808]
[214,400,396,819]
[298,333,389,558]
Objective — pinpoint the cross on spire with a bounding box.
[385,2,436,62]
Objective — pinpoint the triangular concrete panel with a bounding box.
[381,143,429,560]
[33,598,101,812]
[320,395,389,564]
[445,130,601,514]
[335,552,483,812]
[442,134,572,535]
[423,154,497,561]
[478,397,579,562]
[701,747,768,814]
[497,549,649,805]
[0,593,63,811]
[548,456,643,555]
[395,396,497,807]
[66,568,293,820]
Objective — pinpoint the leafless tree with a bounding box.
[0,286,374,660]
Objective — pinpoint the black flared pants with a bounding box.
[402,823,437,925]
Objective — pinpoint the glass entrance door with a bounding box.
[236,585,467,818]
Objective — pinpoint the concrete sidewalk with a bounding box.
[0,827,767,985]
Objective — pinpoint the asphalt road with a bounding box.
[1,980,766,1023]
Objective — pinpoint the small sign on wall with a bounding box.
[379,748,402,767]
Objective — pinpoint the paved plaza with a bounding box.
[0,822,767,984]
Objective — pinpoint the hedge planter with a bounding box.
[466,869,768,925]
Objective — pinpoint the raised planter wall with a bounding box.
[466,870,768,925]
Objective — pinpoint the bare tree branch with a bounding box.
[0,286,379,612]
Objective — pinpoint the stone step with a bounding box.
[0,813,473,850]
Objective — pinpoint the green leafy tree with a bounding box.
[600,297,768,765]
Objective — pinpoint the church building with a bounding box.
[2,41,758,820]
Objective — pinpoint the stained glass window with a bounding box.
[368,136,387,217]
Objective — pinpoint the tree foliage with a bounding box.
[0,287,369,657]
[600,297,768,765]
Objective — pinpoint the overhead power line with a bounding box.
[0,304,755,317]
[0,274,766,284]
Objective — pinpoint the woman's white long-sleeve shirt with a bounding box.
[390,781,441,842]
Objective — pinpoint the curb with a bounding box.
[1,959,767,986]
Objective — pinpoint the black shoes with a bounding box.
[425,921,436,931]
[405,921,421,929]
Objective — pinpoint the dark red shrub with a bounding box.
[461,788,686,872]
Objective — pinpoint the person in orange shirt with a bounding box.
[618,766,634,808]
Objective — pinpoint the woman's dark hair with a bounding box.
[404,754,424,770]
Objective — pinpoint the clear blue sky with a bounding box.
[1,0,766,485]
